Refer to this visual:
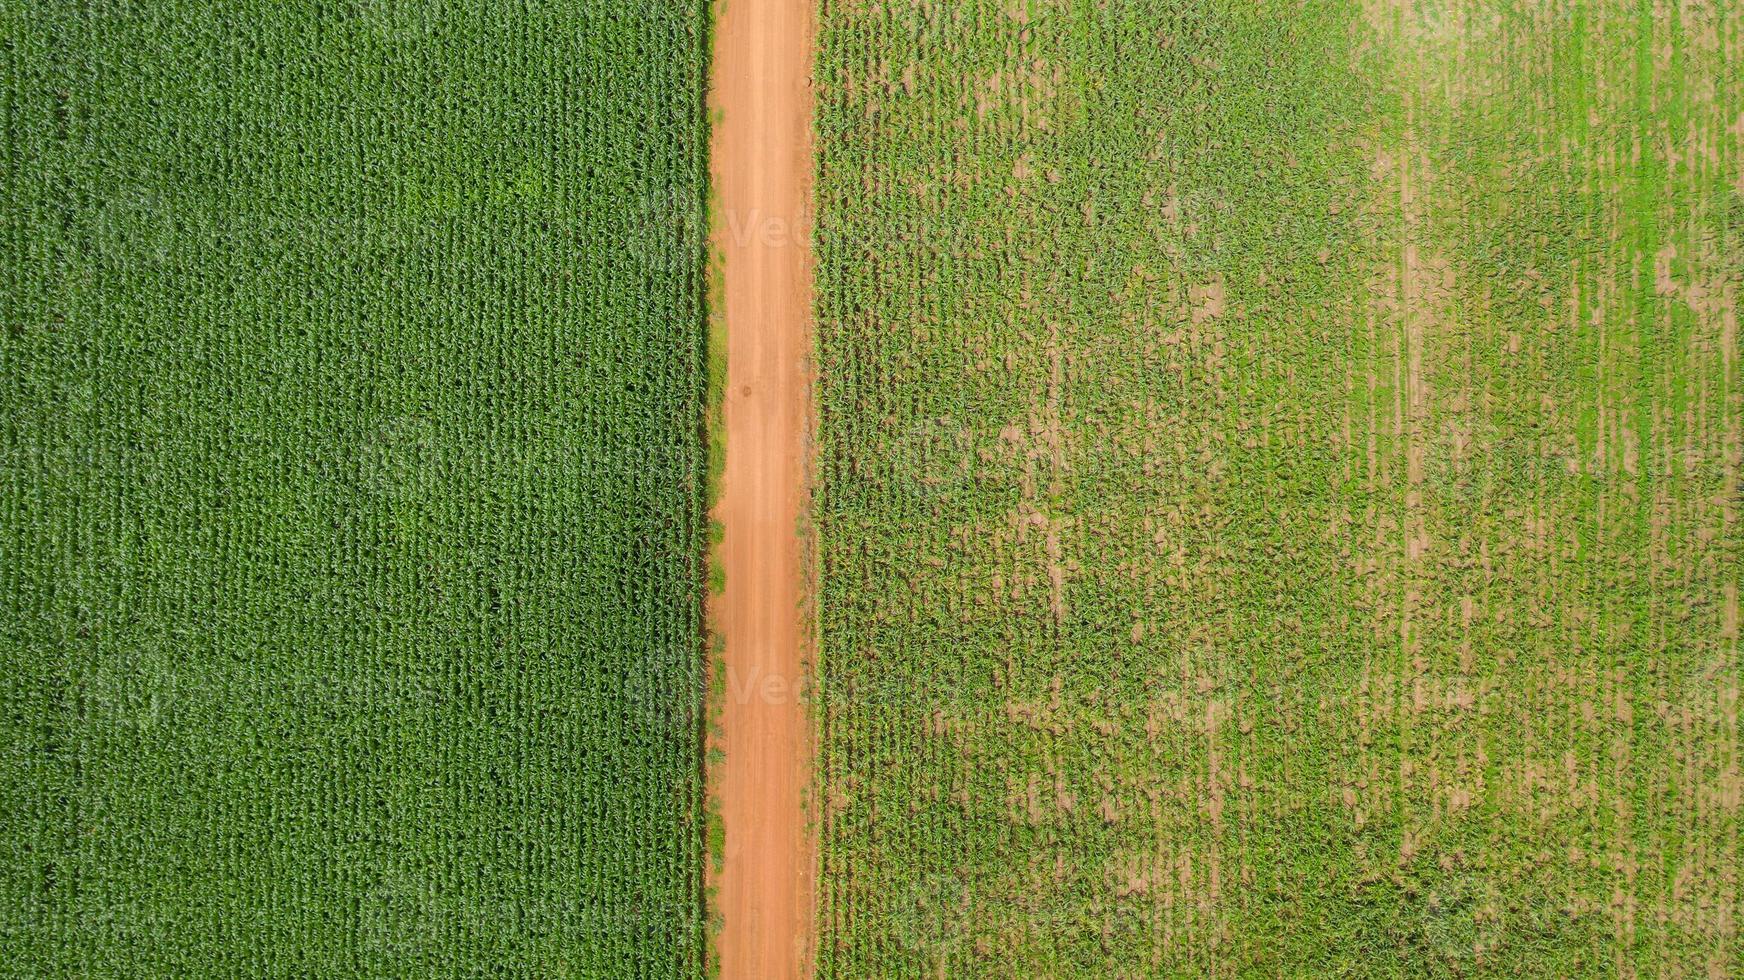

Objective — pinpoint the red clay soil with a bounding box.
[706,0,815,976]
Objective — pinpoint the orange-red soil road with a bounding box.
[707,0,815,977]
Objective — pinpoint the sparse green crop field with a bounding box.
[3,2,708,975]
[815,0,1741,975]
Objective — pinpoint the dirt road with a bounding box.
[707,0,814,976]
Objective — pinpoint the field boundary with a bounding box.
[705,0,817,975]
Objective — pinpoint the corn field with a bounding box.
[2,2,710,975]
[814,0,1742,975]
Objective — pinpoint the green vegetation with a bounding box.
[814,0,1741,975]
[3,2,710,975]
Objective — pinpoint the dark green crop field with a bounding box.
[3,2,708,975]
[814,0,1741,976]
